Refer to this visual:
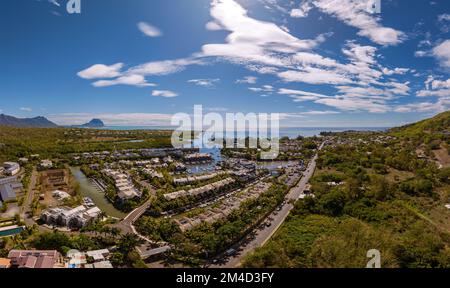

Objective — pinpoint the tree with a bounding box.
[118,233,141,254]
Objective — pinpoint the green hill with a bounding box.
[390,110,450,137]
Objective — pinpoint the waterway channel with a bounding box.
[69,167,126,219]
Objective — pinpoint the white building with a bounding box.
[40,205,102,229]
[3,162,20,176]
[0,176,22,202]
[103,169,141,200]
[39,160,53,169]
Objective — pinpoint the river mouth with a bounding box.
[69,167,126,219]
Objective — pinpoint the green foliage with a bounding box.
[245,115,450,268]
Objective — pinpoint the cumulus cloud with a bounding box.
[249,85,274,93]
[20,107,32,112]
[200,0,325,68]
[236,76,258,84]
[417,75,450,98]
[300,110,340,115]
[316,97,389,113]
[432,40,450,68]
[77,63,124,79]
[394,98,450,113]
[188,78,220,87]
[278,88,330,102]
[127,58,204,76]
[75,0,414,114]
[311,0,404,46]
[137,22,162,37]
[92,74,156,87]
[205,21,223,30]
[290,2,313,18]
[152,90,178,97]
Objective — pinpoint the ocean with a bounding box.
[102,126,390,138]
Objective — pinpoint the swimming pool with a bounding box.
[0,225,24,237]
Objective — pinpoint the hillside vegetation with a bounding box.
[0,126,172,163]
[244,111,450,268]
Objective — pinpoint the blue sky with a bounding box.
[0,0,449,127]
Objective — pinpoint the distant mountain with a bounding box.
[78,119,105,128]
[0,114,58,128]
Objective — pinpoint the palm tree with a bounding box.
[118,233,141,253]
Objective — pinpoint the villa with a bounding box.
[3,162,20,176]
[8,250,61,269]
[40,205,102,229]
[102,169,141,200]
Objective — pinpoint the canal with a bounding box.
[69,167,126,219]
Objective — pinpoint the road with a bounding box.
[20,168,38,225]
[114,199,151,234]
[211,142,325,268]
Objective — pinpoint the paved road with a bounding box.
[20,168,37,225]
[212,142,325,268]
[114,199,152,234]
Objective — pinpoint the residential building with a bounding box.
[0,176,22,202]
[86,249,110,262]
[3,162,20,176]
[103,169,141,200]
[164,177,235,201]
[184,153,213,163]
[8,250,61,268]
[39,160,53,169]
[52,190,71,200]
[93,261,113,268]
[40,205,102,229]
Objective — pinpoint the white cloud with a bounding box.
[75,0,412,115]
[311,0,404,46]
[152,90,178,98]
[417,89,450,98]
[128,58,203,76]
[188,78,220,87]
[200,0,324,68]
[438,14,450,22]
[438,14,450,33]
[315,97,389,113]
[92,74,155,87]
[77,63,124,79]
[137,22,162,37]
[431,78,450,89]
[417,75,450,98]
[300,110,340,115]
[415,50,427,57]
[206,21,223,30]
[290,2,313,18]
[432,40,450,68]
[382,67,409,76]
[20,107,32,112]
[278,88,330,102]
[278,68,352,85]
[249,85,274,92]
[394,98,450,113]
[236,76,258,84]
